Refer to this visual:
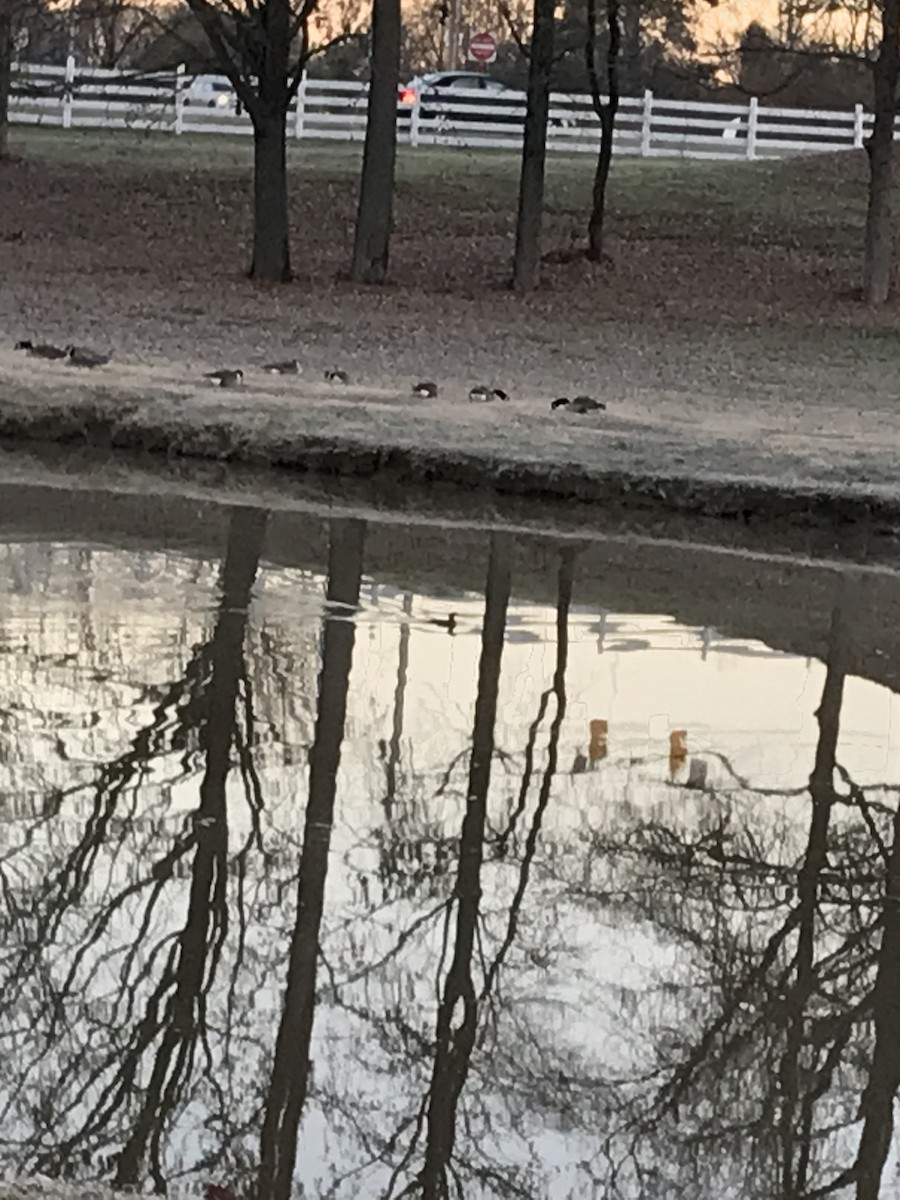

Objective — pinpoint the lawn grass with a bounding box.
[4,115,900,540]
[1,117,893,424]
[7,124,866,237]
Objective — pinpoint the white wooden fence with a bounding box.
[9,57,877,161]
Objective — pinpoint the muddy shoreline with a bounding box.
[0,442,897,702]
[0,362,899,556]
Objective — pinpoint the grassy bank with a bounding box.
[1,128,898,536]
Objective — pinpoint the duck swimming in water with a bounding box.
[551,395,606,413]
[204,368,244,387]
[429,613,457,634]
[66,346,111,368]
[412,380,438,398]
[15,340,68,360]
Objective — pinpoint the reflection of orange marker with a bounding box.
[669,729,688,776]
[589,719,608,763]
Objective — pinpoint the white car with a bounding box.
[183,75,237,109]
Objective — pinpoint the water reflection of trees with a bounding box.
[0,509,270,1188]
[0,519,899,1200]
[258,518,366,1200]
[560,596,900,1200]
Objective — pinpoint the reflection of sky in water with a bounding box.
[0,537,895,1198]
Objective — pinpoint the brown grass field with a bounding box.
[0,130,895,380]
[1,128,900,530]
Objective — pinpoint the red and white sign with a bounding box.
[468,31,498,64]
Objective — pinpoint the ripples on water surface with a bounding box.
[0,490,898,1200]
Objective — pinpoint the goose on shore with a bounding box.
[469,385,509,402]
[325,368,349,384]
[551,395,606,413]
[15,340,68,360]
[204,368,244,387]
[264,358,301,375]
[66,346,111,368]
[412,380,438,398]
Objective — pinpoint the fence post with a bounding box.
[640,88,653,156]
[410,90,421,148]
[173,63,185,135]
[853,102,865,149]
[745,95,758,161]
[294,70,307,140]
[62,54,75,129]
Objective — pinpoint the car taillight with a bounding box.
[399,87,416,104]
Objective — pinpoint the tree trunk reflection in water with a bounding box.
[416,533,512,1199]
[778,600,846,1197]
[257,519,366,1200]
[856,645,900,1196]
[384,591,413,820]
[116,506,269,1188]
[483,547,573,995]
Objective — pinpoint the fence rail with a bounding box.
[9,56,880,161]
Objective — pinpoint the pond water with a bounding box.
[0,487,899,1200]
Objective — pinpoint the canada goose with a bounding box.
[551,395,606,413]
[204,368,244,387]
[325,368,349,384]
[429,613,457,634]
[264,358,301,375]
[66,346,111,368]
[469,385,509,402]
[15,340,68,360]
[412,380,438,398]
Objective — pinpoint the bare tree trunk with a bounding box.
[257,519,365,1200]
[446,0,461,69]
[250,108,291,282]
[585,0,620,262]
[863,0,900,306]
[619,0,640,95]
[511,0,555,292]
[0,9,12,162]
[350,0,401,284]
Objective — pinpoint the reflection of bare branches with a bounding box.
[114,507,268,1189]
[4,639,213,999]
[384,592,413,821]
[585,594,900,1198]
[414,533,512,1200]
[854,747,900,1192]
[257,518,366,1200]
[482,548,574,1002]
[778,602,846,1196]
[0,509,270,1188]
